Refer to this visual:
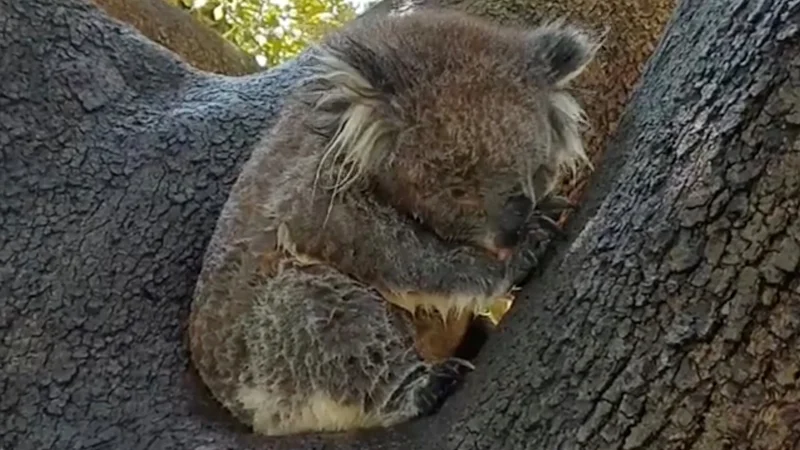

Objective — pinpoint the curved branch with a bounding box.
[89,0,261,75]
[0,0,314,448]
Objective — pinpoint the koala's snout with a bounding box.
[495,195,532,247]
[477,196,534,261]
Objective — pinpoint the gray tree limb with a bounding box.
[0,0,314,448]
[2,0,800,449]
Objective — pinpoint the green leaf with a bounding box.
[173,0,358,66]
[212,4,224,21]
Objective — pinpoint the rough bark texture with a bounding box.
[0,1,309,448]
[89,0,261,76]
[430,0,800,448]
[2,1,800,450]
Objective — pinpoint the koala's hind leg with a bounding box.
[237,262,472,436]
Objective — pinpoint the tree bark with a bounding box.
[0,1,307,448]
[2,2,799,450]
[89,0,261,76]
[428,1,800,448]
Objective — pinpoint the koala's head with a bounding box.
[304,10,600,259]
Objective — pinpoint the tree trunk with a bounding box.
[426,0,800,448]
[88,0,261,76]
[2,2,799,450]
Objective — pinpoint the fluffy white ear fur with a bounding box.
[302,19,600,214]
[548,90,592,180]
[305,49,401,205]
[526,21,603,198]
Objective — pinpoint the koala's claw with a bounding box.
[536,194,574,218]
[520,213,565,244]
[534,214,565,236]
[416,358,473,415]
[440,357,476,373]
[538,193,573,210]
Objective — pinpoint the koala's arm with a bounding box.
[285,194,538,311]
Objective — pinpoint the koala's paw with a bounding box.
[415,358,474,415]
[381,358,473,422]
[529,194,574,240]
[507,195,573,282]
[507,241,542,283]
[536,194,574,218]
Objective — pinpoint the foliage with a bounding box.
[167,0,364,67]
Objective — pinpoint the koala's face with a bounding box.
[380,83,565,260]
[309,11,596,260]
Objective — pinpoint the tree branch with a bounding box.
[89,0,261,75]
[0,0,315,448]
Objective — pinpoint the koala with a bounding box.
[188,9,598,437]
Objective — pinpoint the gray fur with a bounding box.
[525,21,603,88]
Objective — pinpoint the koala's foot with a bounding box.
[191,261,472,437]
[420,358,474,412]
[382,357,473,421]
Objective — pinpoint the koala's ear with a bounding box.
[302,38,406,194]
[524,22,603,88]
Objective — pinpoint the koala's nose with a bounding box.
[495,195,532,248]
